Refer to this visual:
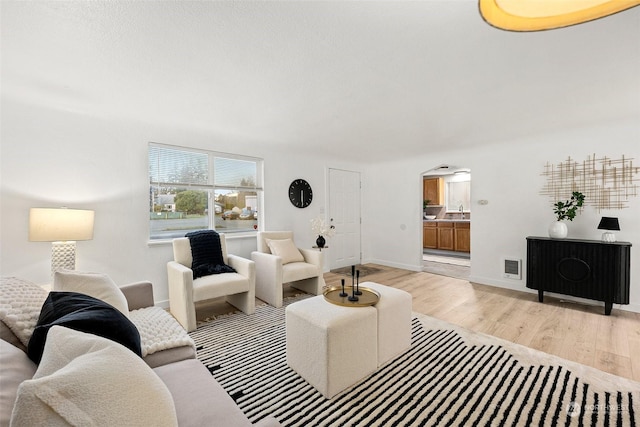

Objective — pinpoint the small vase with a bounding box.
[315,235,326,248]
[548,221,568,239]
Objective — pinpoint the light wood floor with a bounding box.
[197,264,640,382]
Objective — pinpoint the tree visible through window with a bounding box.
[148,143,263,240]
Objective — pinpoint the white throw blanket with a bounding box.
[0,277,49,347]
[130,306,195,357]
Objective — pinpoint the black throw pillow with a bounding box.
[27,291,142,364]
[186,230,236,279]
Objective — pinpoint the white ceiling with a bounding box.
[2,1,639,161]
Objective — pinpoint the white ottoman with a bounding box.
[360,282,412,366]
[286,296,378,399]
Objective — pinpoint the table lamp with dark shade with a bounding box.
[597,217,620,242]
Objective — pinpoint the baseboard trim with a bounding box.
[362,258,422,272]
[469,275,640,314]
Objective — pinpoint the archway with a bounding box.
[420,164,471,279]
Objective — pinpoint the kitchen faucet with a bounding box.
[459,204,465,219]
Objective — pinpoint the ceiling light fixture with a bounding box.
[479,0,640,31]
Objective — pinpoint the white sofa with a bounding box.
[0,276,279,427]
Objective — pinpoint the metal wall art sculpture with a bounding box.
[541,154,639,212]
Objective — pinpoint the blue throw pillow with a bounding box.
[27,291,142,364]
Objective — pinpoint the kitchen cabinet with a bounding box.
[423,178,443,206]
[454,222,471,252]
[424,220,470,251]
[437,222,454,250]
[423,222,437,248]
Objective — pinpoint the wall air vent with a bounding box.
[503,258,522,280]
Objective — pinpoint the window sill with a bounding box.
[147,231,258,246]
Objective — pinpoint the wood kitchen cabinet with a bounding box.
[423,222,437,248]
[423,178,443,205]
[454,222,471,252]
[424,220,470,251]
[437,222,454,250]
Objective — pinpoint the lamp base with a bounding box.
[51,241,76,275]
[601,232,616,243]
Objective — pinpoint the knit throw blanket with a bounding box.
[0,277,49,347]
[186,230,236,279]
[129,306,195,357]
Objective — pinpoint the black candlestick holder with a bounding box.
[348,283,359,302]
[355,269,362,295]
[339,278,348,297]
[348,266,359,301]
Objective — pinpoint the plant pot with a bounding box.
[548,221,568,239]
[316,235,326,248]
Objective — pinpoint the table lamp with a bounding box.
[29,207,95,275]
[597,217,620,243]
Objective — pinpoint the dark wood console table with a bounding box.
[526,236,631,315]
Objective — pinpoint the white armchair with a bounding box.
[167,234,255,332]
[251,231,325,308]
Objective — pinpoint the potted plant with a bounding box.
[549,191,585,239]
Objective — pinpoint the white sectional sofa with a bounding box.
[0,276,280,427]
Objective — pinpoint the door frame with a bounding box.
[327,167,362,270]
[420,164,472,267]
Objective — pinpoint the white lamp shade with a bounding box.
[29,208,95,242]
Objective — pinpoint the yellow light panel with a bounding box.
[479,0,640,31]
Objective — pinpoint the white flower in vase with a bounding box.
[310,216,335,248]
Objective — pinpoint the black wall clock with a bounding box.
[289,179,313,208]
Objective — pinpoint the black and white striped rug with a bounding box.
[190,295,639,426]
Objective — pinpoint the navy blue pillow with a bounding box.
[27,291,142,364]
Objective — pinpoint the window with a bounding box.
[446,173,471,212]
[148,143,262,240]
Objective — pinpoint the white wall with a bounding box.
[0,98,361,305]
[363,119,640,312]
[2,97,639,313]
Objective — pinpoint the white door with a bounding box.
[328,168,361,269]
